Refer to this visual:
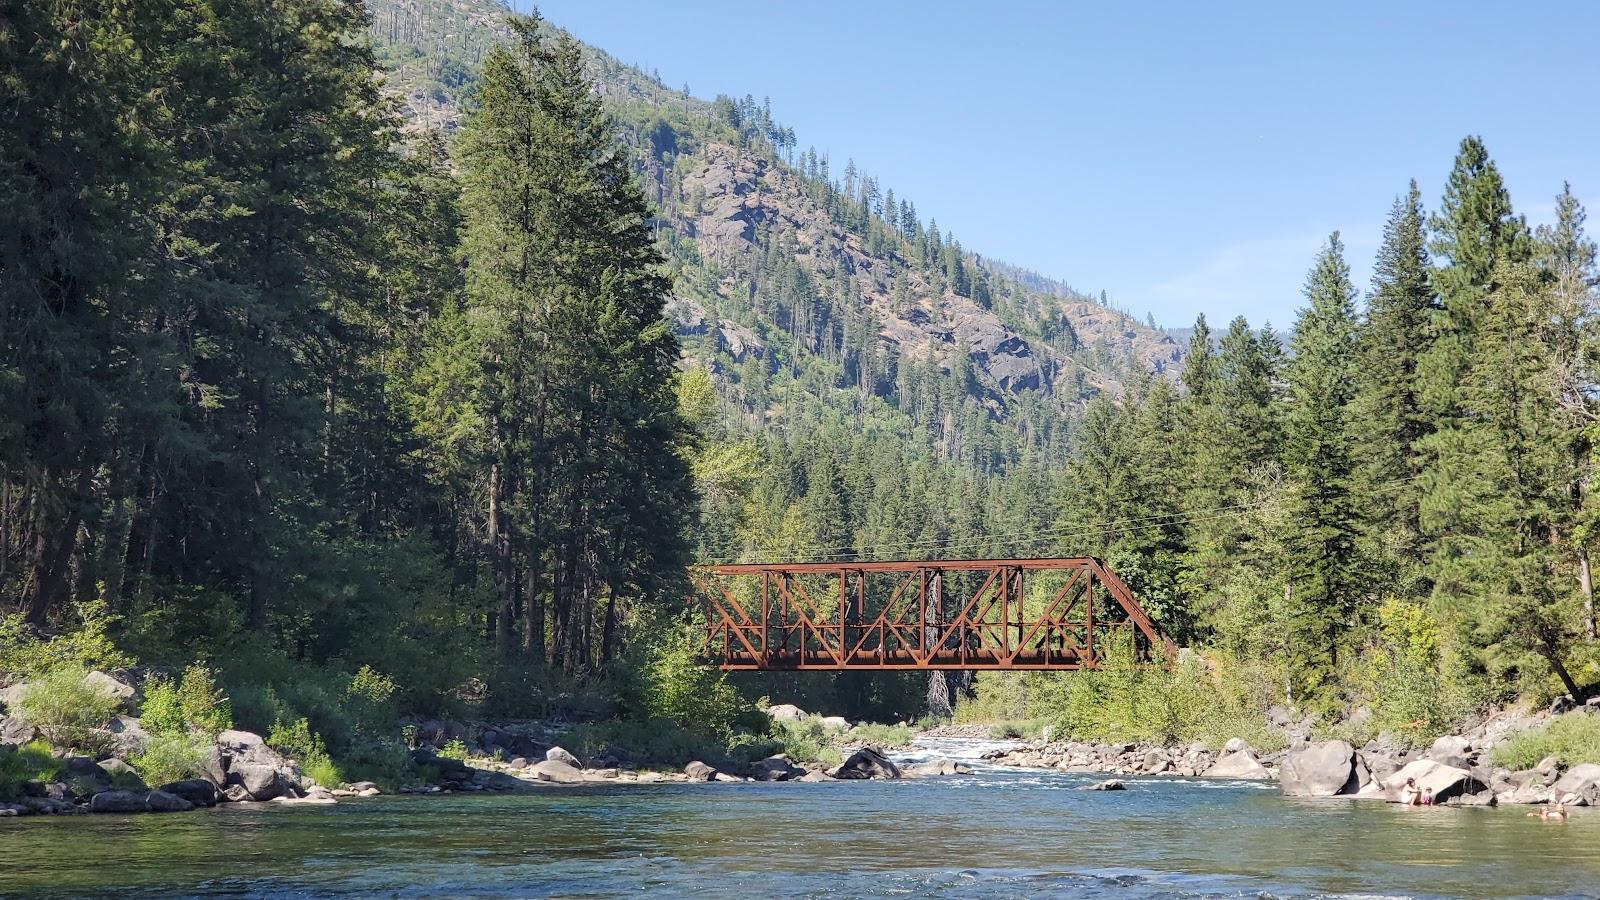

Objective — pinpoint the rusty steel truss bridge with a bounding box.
[692,557,1177,671]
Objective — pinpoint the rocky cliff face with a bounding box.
[667,144,1180,401]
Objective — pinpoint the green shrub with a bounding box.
[15,666,121,754]
[437,738,469,761]
[0,741,60,799]
[176,664,232,737]
[1492,714,1600,771]
[846,722,912,748]
[345,665,397,741]
[139,676,186,735]
[0,600,133,676]
[268,717,342,787]
[132,731,208,785]
[957,672,1029,724]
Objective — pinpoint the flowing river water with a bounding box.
[2,737,1597,898]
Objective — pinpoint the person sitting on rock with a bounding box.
[1399,777,1421,806]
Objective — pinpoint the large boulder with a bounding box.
[228,763,290,801]
[545,746,581,767]
[159,779,220,808]
[1222,737,1253,754]
[106,716,149,757]
[1382,759,1486,804]
[89,790,150,813]
[218,730,286,769]
[61,757,112,798]
[909,757,968,777]
[831,746,901,780]
[472,769,539,792]
[195,746,228,789]
[1278,740,1357,797]
[683,760,717,782]
[1205,750,1273,780]
[530,759,585,784]
[84,671,137,710]
[816,716,851,730]
[1424,735,1473,769]
[144,790,194,813]
[1553,763,1600,803]
[749,755,805,781]
[766,704,806,723]
[0,716,39,745]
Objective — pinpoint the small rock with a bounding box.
[798,770,835,782]
[507,757,529,769]
[712,772,743,783]
[358,787,380,797]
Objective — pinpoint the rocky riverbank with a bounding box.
[0,674,946,819]
[982,702,1600,809]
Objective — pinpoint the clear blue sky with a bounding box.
[523,0,1597,331]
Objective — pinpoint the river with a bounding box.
[2,738,1595,898]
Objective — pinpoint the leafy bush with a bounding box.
[138,676,186,735]
[628,627,747,742]
[132,731,208,785]
[437,738,469,761]
[176,664,232,737]
[956,672,1029,724]
[1492,714,1600,771]
[0,741,60,799]
[15,666,121,754]
[268,717,342,787]
[1335,598,1489,747]
[0,600,133,676]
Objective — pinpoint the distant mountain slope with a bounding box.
[365,0,1183,459]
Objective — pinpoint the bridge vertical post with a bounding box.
[760,572,770,660]
[1086,570,1095,667]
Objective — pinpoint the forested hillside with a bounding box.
[2,0,1596,769]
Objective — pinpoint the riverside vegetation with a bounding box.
[4,0,1600,820]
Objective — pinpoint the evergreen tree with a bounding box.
[1351,181,1436,588]
[1282,233,1362,698]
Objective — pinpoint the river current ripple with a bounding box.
[1,737,1595,899]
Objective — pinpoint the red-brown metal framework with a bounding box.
[693,557,1178,671]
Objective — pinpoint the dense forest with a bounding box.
[3,0,1597,767]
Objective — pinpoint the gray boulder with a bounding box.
[1278,740,1357,797]
[89,790,149,813]
[530,759,585,784]
[750,755,805,781]
[471,770,538,792]
[19,796,75,815]
[0,716,40,745]
[195,746,228,789]
[1139,748,1172,774]
[1079,778,1125,791]
[766,704,806,722]
[159,779,219,808]
[83,671,137,711]
[1382,759,1486,804]
[798,769,835,782]
[1205,750,1272,780]
[1552,762,1600,802]
[99,758,146,790]
[545,746,581,767]
[229,763,290,801]
[910,757,964,777]
[683,760,717,782]
[831,746,901,780]
[106,716,149,757]
[817,716,851,730]
[144,790,194,813]
[1424,735,1473,769]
